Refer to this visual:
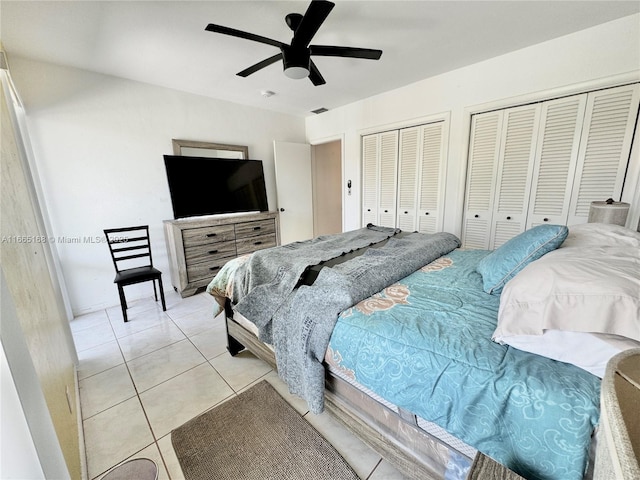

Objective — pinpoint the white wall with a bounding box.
[10,58,305,315]
[306,14,640,235]
[1,342,45,480]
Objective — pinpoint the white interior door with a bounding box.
[273,141,313,244]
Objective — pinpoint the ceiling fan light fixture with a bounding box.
[284,66,310,79]
[282,46,310,80]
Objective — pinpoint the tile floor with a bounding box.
[72,290,407,480]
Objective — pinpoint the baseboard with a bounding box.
[74,365,88,480]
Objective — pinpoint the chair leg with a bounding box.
[152,279,158,301]
[158,277,166,312]
[118,285,128,322]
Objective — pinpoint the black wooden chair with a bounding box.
[104,225,166,322]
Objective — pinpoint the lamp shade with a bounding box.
[588,199,630,226]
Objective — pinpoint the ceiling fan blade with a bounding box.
[205,23,285,48]
[291,0,335,49]
[237,53,283,77]
[308,60,326,86]
[310,45,383,60]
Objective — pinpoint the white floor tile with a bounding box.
[77,340,124,380]
[117,322,186,361]
[188,320,229,360]
[209,350,272,392]
[79,364,136,419]
[83,397,154,479]
[74,293,389,479]
[304,408,382,479]
[139,363,234,438]
[127,339,207,393]
[170,307,218,337]
[105,296,165,323]
[165,293,214,320]
[70,309,110,334]
[109,308,174,339]
[156,434,184,480]
[72,321,116,352]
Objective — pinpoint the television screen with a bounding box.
[163,155,268,219]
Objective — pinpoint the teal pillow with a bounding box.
[477,224,568,295]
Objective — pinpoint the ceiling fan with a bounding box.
[205,0,382,86]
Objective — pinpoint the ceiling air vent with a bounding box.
[311,107,328,114]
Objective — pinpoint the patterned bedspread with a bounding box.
[207,248,601,480]
[326,249,600,480]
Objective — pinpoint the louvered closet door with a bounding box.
[362,134,379,226]
[463,111,503,249]
[377,131,399,227]
[397,127,420,231]
[417,122,446,234]
[489,104,540,249]
[567,84,640,224]
[526,95,587,228]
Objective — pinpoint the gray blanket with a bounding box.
[271,232,461,413]
[232,224,401,337]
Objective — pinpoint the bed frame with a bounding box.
[223,299,473,480]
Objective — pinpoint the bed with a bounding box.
[206,222,640,480]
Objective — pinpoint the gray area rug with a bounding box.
[171,380,360,480]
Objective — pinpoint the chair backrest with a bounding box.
[104,225,154,273]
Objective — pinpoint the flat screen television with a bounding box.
[163,155,269,219]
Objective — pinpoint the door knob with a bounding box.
[280,208,285,212]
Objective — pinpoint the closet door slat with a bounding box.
[569,84,640,222]
[361,134,379,226]
[463,111,503,249]
[417,122,445,234]
[527,94,587,227]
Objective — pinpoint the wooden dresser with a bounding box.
[163,211,279,297]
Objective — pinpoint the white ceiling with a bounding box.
[2,1,639,117]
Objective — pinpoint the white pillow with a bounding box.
[493,224,640,374]
[493,243,640,342]
[560,222,640,249]
[494,330,640,378]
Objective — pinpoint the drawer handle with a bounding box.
[253,226,261,231]
[506,216,512,220]
[543,218,549,222]
[209,266,220,271]
[206,233,217,238]
[254,241,263,245]
[208,249,219,254]
[425,212,429,215]
[474,214,479,218]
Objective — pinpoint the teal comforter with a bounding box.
[327,249,600,480]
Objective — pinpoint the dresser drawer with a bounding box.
[235,219,276,239]
[184,241,237,265]
[164,212,279,297]
[186,255,236,283]
[236,233,277,255]
[182,225,235,247]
